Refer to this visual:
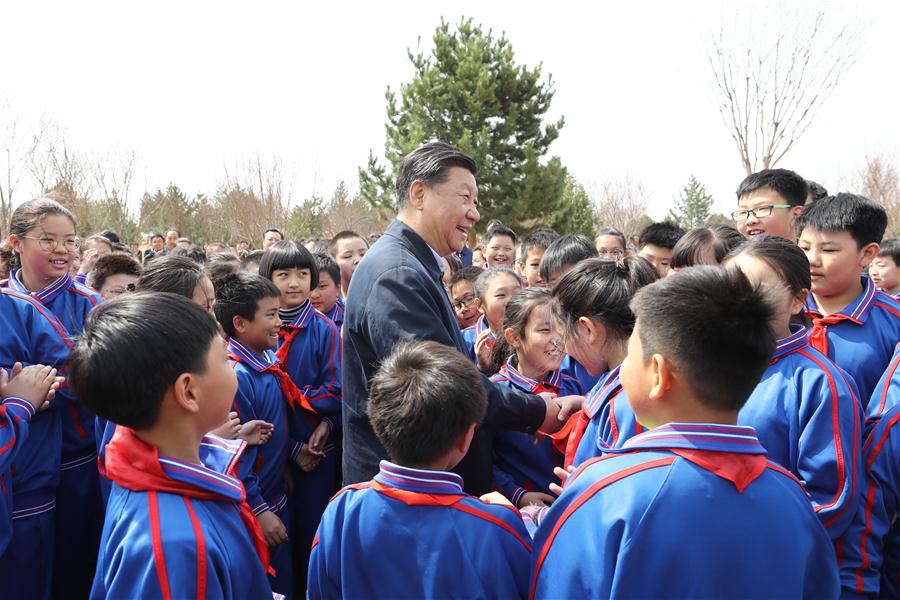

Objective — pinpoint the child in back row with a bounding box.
[308,340,531,599]
[636,221,685,278]
[258,240,341,594]
[530,267,839,599]
[461,267,523,372]
[215,272,313,597]
[515,228,559,288]
[725,235,863,541]
[488,288,583,509]
[69,293,273,599]
[481,222,517,269]
[869,238,900,299]
[3,197,104,599]
[310,253,344,328]
[668,224,744,272]
[448,266,483,330]
[797,193,900,407]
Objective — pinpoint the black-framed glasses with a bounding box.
[452,295,476,311]
[20,235,81,252]
[731,204,793,221]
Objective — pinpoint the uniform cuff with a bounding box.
[3,397,35,421]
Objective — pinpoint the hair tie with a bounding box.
[615,256,627,271]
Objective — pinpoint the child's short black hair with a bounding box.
[205,254,241,287]
[518,228,560,263]
[878,238,900,264]
[241,249,265,271]
[638,222,686,251]
[670,225,745,269]
[449,266,482,291]
[630,266,776,412]
[807,180,829,203]
[795,193,888,248]
[69,293,220,430]
[552,256,658,341]
[258,240,319,288]
[539,234,598,282]
[137,255,207,298]
[736,168,809,207]
[481,223,517,248]
[329,231,368,257]
[313,253,340,287]
[89,253,142,291]
[369,340,487,466]
[171,246,207,265]
[214,272,281,338]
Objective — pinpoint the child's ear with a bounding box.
[790,205,805,219]
[171,372,201,415]
[503,327,520,348]
[859,242,880,267]
[649,353,673,401]
[8,234,22,254]
[578,316,604,348]
[474,297,485,315]
[790,290,809,317]
[455,422,478,456]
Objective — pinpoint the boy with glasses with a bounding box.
[733,168,809,241]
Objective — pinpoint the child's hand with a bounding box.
[208,411,241,439]
[549,465,575,497]
[479,491,514,507]
[239,420,274,446]
[0,364,59,412]
[307,421,331,456]
[295,445,323,472]
[474,329,496,371]
[78,248,100,276]
[518,491,555,508]
[256,510,288,547]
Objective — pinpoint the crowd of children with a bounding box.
[1,156,900,599]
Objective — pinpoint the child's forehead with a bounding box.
[487,273,521,290]
[336,236,367,251]
[318,270,339,285]
[487,234,515,247]
[451,279,474,295]
[525,246,546,260]
[738,187,787,207]
[798,226,856,244]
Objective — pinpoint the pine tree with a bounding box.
[667,175,714,229]
[359,18,568,234]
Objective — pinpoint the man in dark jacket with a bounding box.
[342,141,582,494]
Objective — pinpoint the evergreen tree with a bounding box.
[551,175,597,237]
[667,175,714,228]
[359,18,567,234]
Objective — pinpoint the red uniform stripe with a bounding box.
[450,502,532,552]
[872,349,900,417]
[183,498,207,600]
[148,491,172,600]
[529,456,676,600]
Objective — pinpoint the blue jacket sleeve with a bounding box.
[307,495,346,600]
[840,408,900,597]
[796,363,863,540]
[301,315,342,424]
[0,398,33,470]
[867,344,900,422]
[231,369,267,515]
[491,464,527,507]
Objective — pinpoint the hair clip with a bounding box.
[614,256,627,271]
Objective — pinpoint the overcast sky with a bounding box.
[1,0,897,220]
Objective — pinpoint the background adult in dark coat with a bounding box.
[342,141,582,494]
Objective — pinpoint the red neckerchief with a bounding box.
[807,313,853,356]
[103,426,272,574]
[669,449,767,493]
[554,409,589,468]
[370,480,467,506]
[275,325,301,366]
[228,352,317,418]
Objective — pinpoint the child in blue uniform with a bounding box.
[310,253,344,328]
[515,228,559,288]
[69,293,273,600]
[529,266,839,599]
[840,403,900,598]
[549,257,657,467]
[3,198,103,599]
[259,240,341,594]
[215,273,307,597]
[308,340,531,599]
[461,267,522,372]
[797,193,900,404]
[869,343,900,420]
[869,238,900,299]
[0,364,60,556]
[488,288,583,508]
[726,236,863,541]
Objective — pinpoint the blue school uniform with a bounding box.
[559,354,602,393]
[867,342,900,421]
[806,277,900,407]
[739,326,863,541]
[275,299,341,591]
[461,314,494,367]
[840,403,900,598]
[325,297,345,329]
[0,288,72,600]
[227,338,293,596]
[565,367,644,468]
[530,423,840,599]
[490,361,584,504]
[92,427,273,600]
[5,270,103,599]
[0,397,36,556]
[308,461,532,599]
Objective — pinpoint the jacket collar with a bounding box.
[373,460,465,495]
[772,325,811,362]
[584,367,622,418]
[805,277,876,324]
[227,338,277,373]
[500,359,562,393]
[9,268,72,304]
[609,422,767,455]
[282,299,315,329]
[385,219,446,284]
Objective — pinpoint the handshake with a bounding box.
[537,392,583,435]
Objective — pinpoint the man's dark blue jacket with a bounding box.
[342,220,546,494]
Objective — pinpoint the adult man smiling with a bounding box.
[342,141,581,494]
